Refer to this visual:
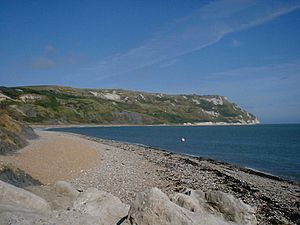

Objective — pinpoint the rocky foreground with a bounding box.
[0,179,257,225]
[0,131,299,225]
[71,135,300,225]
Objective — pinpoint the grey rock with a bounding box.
[0,178,258,225]
[0,210,48,225]
[171,189,257,225]
[170,192,205,213]
[0,180,50,213]
[26,185,74,210]
[205,191,257,225]
[0,208,101,225]
[0,181,128,225]
[73,187,129,225]
[124,188,231,225]
[54,180,79,199]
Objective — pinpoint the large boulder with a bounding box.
[0,180,50,213]
[0,181,129,225]
[124,188,231,225]
[0,210,49,225]
[0,208,101,225]
[0,180,257,225]
[205,191,256,225]
[170,189,257,225]
[26,184,75,210]
[54,180,79,199]
[170,192,205,213]
[73,187,129,225]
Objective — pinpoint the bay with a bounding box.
[50,124,300,181]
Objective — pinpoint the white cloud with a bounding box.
[87,0,300,79]
[184,60,300,123]
[232,39,241,47]
[159,59,177,68]
[31,58,55,69]
[44,45,57,53]
[209,60,300,81]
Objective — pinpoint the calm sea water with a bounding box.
[49,125,300,181]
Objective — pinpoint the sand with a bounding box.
[0,129,299,224]
[0,130,101,184]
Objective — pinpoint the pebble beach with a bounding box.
[0,129,299,224]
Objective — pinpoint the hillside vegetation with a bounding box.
[0,85,259,125]
[0,112,37,154]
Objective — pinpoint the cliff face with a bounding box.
[0,86,259,125]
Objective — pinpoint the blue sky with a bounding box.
[0,0,300,123]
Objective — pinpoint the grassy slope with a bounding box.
[0,85,258,125]
[0,111,37,154]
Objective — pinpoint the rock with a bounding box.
[0,209,49,225]
[0,163,42,188]
[0,179,258,225]
[0,180,50,213]
[73,187,129,225]
[0,208,101,225]
[170,192,205,213]
[54,180,79,199]
[124,188,230,225]
[171,189,257,225]
[26,185,74,210]
[0,181,128,225]
[205,191,257,225]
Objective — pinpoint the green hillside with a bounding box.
[0,85,259,125]
[0,112,37,154]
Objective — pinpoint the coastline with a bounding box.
[54,130,299,224]
[30,121,260,130]
[44,124,297,184]
[69,131,299,224]
[127,142,295,184]
[1,129,299,224]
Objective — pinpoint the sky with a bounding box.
[0,0,300,124]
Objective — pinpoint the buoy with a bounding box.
[181,137,185,142]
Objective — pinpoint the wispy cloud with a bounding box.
[232,39,241,47]
[209,60,300,81]
[87,0,300,79]
[44,44,57,53]
[185,60,300,123]
[188,60,300,100]
[199,60,300,105]
[30,47,85,70]
[159,59,178,68]
[30,58,55,69]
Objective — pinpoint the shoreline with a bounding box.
[30,121,260,130]
[44,127,298,184]
[1,129,299,224]
[67,131,299,224]
[65,131,298,184]
[115,139,296,184]
[133,143,296,184]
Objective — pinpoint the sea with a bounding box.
[49,124,300,181]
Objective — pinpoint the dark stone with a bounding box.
[0,165,42,188]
